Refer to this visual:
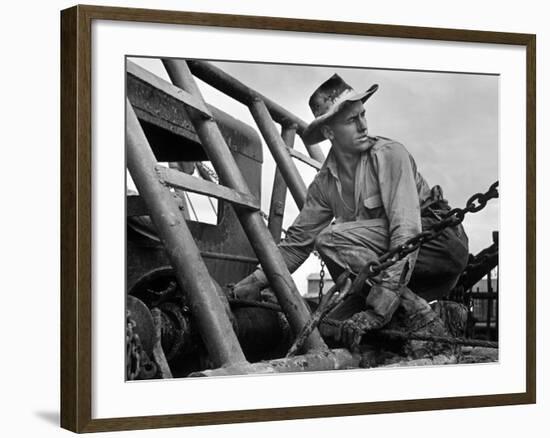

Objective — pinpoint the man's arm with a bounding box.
[232,175,334,296]
[277,176,334,273]
[372,141,422,289]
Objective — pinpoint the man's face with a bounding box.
[323,100,370,155]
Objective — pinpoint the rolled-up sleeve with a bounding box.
[372,142,422,289]
[277,175,334,273]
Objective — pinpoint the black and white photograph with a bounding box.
[125,57,499,380]
[3,0,545,435]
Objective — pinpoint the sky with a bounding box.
[129,57,499,293]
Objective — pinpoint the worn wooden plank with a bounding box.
[156,166,260,211]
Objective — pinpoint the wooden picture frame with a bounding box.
[60,4,536,433]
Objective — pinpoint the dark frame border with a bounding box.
[60,4,536,433]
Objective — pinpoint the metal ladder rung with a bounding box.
[127,60,211,120]
[162,58,327,353]
[156,166,260,211]
[249,98,307,209]
[186,59,326,164]
[287,147,323,171]
[126,99,247,367]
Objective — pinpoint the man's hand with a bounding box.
[229,271,265,301]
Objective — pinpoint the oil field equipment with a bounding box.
[125,59,499,380]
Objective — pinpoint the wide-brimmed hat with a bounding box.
[302,74,378,146]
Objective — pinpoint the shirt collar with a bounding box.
[323,149,339,179]
[322,136,378,179]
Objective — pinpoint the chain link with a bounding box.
[126,311,142,380]
[199,163,499,301]
[318,260,326,303]
[126,310,159,380]
[356,181,499,283]
[291,180,500,355]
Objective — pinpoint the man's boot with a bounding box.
[388,287,455,359]
[431,300,469,338]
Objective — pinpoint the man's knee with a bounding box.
[313,226,332,257]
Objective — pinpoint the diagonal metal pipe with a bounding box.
[250,99,307,209]
[162,59,327,353]
[268,125,296,243]
[126,99,247,368]
[187,59,325,163]
[191,348,359,377]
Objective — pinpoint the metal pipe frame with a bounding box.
[250,99,307,209]
[156,165,260,211]
[268,125,296,243]
[287,147,323,170]
[126,99,247,368]
[162,59,327,353]
[191,348,359,377]
[187,60,326,163]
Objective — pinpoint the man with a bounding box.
[233,74,469,350]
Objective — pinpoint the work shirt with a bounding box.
[278,136,432,288]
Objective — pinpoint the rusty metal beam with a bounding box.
[199,251,258,264]
[191,348,359,377]
[186,60,326,163]
[167,162,193,220]
[126,99,247,368]
[156,166,260,211]
[127,60,210,119]
[127,60,263,164]
[162,59,327,353]
[268,125,295,243]
[456,243,499,291]
[250,98,308,209]
[127,193,189,218]
[287,147,323,171]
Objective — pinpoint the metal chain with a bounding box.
[356,181,499,284]
[318,260,326,303]
[126,311,159,380]
[199,161,497,284]
[126,311,142,380]
[200,166,500,294]
[287,181,499,356]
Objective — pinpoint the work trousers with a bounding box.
[315,213,469,320]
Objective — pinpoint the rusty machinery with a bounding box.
[126,60,343,379]
[125,60,498,380]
